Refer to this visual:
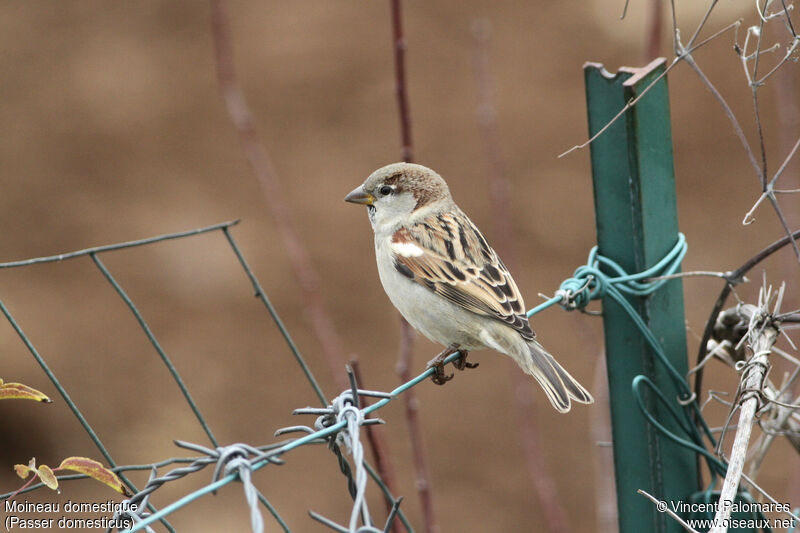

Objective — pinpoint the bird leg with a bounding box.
[426,345,458,385]
[426,344,478,385]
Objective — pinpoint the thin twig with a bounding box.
[775,40,800,482]
[395,322,436,533]
[683,53,761,180]
[208,0,348,391]
[734,0,800,258]
[387,1,438,531]
[391,0,413,164]
[750,1,770,188]
[559,58,678,158]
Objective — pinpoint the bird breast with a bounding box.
[374,233,487,350]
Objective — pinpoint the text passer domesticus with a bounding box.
[345,162,593,413]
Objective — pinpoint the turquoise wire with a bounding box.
[126,233,719,533]
[543,234,722,481]
[123,351,463,533]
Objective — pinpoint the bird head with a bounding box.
[344,162,452,231]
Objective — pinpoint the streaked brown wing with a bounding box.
[391,210,535,341]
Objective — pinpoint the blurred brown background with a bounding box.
[1,1,798,531]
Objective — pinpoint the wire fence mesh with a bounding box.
[2,1,800,532]
[0,219,687,533]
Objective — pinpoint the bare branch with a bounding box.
[391,0,414,163]
[387,2,438,531]
[208,0,348,390]
[395,318,438,533]
[682,55,762,181]
[768,134,800,189]
[765,193,800,259]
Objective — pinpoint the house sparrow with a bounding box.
[344,162,593,413]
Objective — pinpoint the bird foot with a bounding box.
[426,345,477,385]
[453,351,479,371]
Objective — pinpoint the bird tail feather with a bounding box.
[524,339,594,413]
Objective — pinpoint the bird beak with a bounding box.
[344,186,374,206]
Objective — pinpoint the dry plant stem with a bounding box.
[395,319,438,533]
[750,0,770,187]
[737,1,800,258]
[768,136,800,190]
[208,0,348,391]
[682,55,761,181]
[673,0,799,258]
[758,135,800,259]
[710,324,778,533]
[391,0,413,164]
[350,359,400,533]
[667,0,800,262]
[388,1,438,531]
[776,67,799,179]
[471,20,569,533]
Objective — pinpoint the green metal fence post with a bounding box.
[584,58,697,533]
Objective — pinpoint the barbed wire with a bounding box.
[2,219,691,533]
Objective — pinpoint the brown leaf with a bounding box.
[58,457,129,496]
[14,459,35,479]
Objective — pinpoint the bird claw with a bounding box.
[453,351,478,371]
[429,363,454,385]
[426,345,476,385]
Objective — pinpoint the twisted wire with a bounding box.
[5,222,717,533]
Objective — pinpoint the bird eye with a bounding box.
[379,185,393,196]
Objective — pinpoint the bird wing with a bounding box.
[390,210,535,341]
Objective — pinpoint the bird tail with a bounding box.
[524,339,594,413]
